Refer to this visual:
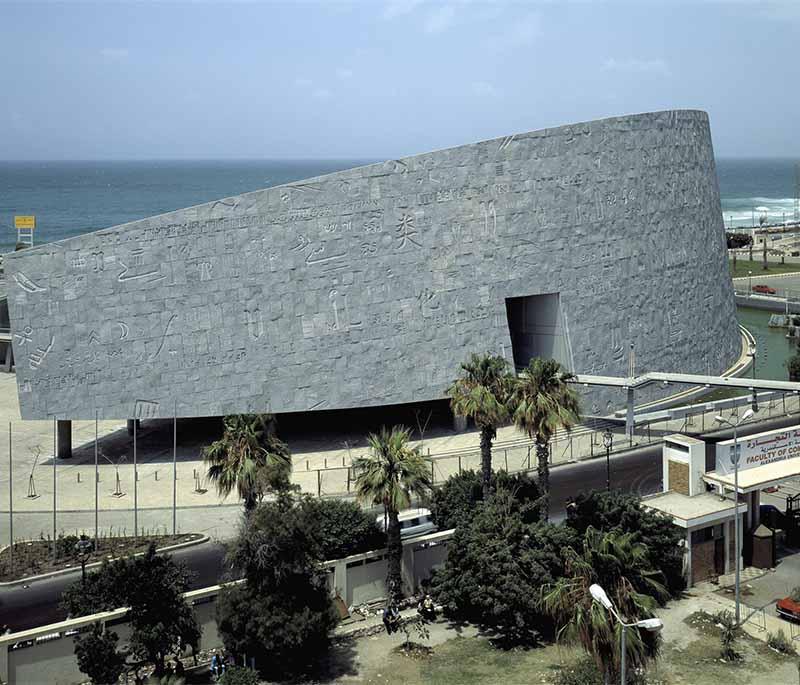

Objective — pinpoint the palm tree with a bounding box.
[447,353,513,497]
[202,413,291,514]
[541,527,667,682]
[512,357,580,521]
[353,426,432,602]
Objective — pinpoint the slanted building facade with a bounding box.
[4,110,739,421]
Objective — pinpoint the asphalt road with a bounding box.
[0,538,229,632]
[0,443,664,632]
[3,411,798,632]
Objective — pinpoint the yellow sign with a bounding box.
[14,216,35,230]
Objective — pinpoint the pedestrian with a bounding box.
[210,651,220,680]
[418,593,436,621]
[220,651,227,676]
[383,602,400,634]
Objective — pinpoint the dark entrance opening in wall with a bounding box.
[505,293,571,371]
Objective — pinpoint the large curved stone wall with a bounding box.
[5,109,740,420]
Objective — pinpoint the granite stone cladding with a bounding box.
[4,110,740,420]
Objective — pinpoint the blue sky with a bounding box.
[1,0,798,160]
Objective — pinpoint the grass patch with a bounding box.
[729,259,800,279]
[350,616,800,685]
[356,636,581,685]
[665,611,798,685]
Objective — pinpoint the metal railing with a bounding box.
[300,394,800,497]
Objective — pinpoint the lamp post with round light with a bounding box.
[603,428,614,492]
[714,408,755,624]
[74,534,93,586]
[589,583,663,684]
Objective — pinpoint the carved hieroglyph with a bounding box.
[4,110,740,420]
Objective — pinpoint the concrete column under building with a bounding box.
[57,420,72,459]
[2,343,12,373]
[626,388,635,442]
[452,414,468,432]
[685,529,692,586]
[750,491,761,530]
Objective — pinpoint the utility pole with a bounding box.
[52,418,57,562]
[8,423,13,572]
[94,410,99,547]
[133,419,138,539]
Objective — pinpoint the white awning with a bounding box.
[704,458,800,494]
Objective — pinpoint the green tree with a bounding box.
[433,488,575,644]
[353,425,432,601]
[217,496,339,679]
[299,497,385,560]
[202,413,291,513]
[512,358,580,522]
[447,353,514,497]
[565,490,685,597]
[541,527,666,682]
[74,622,125,685]
[62,545,200,678]
[430,470,543,530]
[787,342,800,382]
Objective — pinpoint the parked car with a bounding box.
[752,284,778,295]
[777,595,800,623]
[375,508,437,539]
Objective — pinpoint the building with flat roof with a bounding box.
[646,426,800,586]
[3,110,739,422]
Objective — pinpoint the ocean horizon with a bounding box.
[1,156,797,253]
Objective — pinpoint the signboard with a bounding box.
[14,216,35,230]
[715,425,800,477]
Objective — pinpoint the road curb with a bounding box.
[0,534,210,587]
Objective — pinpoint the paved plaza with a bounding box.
[3,370,800,543]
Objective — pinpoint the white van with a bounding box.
[375,508,437,539]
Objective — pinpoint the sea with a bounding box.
[0,157,797,254]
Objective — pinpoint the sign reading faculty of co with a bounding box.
[715,425,800,477]
[14,216,35,230]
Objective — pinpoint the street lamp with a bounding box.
[714,407,755,625]
[74,534,93,585]
[748,270,753,295]
[747,342,757,388]
[603,428,614,492]
[589,583,663,684]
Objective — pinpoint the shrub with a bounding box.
[788,355,800,382]
[433,488,570,644]
[714,610,741,662]
[62,545,200,678]
[217,495,339,679]
[565,490,684,598]
[220,666,260,685]
[74,623,125,685]
[554,657,604,685]
[430,470,542,530]
[300,497,385,559]
[55,534,81,558]
[726,233,753,249]
[768,629,796,655]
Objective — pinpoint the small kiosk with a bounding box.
[645,426,800,586]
